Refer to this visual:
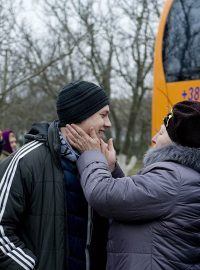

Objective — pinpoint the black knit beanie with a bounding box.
[164,100,200,148]
[56,80,109,126]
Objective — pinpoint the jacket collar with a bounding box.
[143,143,200,172]
[24,120,62,169]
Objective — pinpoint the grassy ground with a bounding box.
[128,159,143,175]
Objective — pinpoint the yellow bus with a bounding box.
[152,0,200,135]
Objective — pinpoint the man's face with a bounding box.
[152,124,172,148]
[76,105,111,138]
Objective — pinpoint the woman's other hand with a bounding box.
[100,138,117,172]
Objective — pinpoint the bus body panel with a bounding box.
[152,0,173,134]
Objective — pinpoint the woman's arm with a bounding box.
[77,150,180,222]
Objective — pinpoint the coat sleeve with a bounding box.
[77,150,181,221]
[0,155,37,269]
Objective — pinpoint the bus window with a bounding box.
[152,0,200,136]
[163,0,200,82]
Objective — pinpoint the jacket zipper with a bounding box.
[85,205,93,270]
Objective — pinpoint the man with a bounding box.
[65,100,200,270]
[0,81,113,270]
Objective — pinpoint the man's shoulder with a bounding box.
[5,141,47,168]
[21,141,48,160]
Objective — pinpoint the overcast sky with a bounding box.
[17,0,44,35]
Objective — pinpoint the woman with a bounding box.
[0,129,17,160]
[65,100,200,270]
[0,130,3,154]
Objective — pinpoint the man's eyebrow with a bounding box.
[101,110,109,114]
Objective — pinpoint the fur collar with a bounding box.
[143,144,200,172]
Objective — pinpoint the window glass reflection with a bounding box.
[163,0,200,82]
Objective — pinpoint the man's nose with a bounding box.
[105,117,112,128]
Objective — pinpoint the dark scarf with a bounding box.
[59,130,79,162]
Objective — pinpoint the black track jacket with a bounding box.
[0,121,108,270]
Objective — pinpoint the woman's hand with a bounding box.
[65,124,117,171]
[100,138,117,172]
[65,124,101,153]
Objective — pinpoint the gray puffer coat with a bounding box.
[77,144,200,270]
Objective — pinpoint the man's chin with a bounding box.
[98,131,104,139]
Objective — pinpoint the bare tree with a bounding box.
[42,0,117,141]
[112,0,162,157]
[0,0,18,109]
[1,0,164,158]
[0,0,78,132]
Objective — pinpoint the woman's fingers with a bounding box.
[65,125,76,141]
[89,127,98,140]
[65,124,101,152]
[66,124,81,139]
[71,124,90,139]
[100,139,107,154]
[67,135,77,147]
[100,138,116,172]
[107,138,113,151]
[65,128,80,146]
